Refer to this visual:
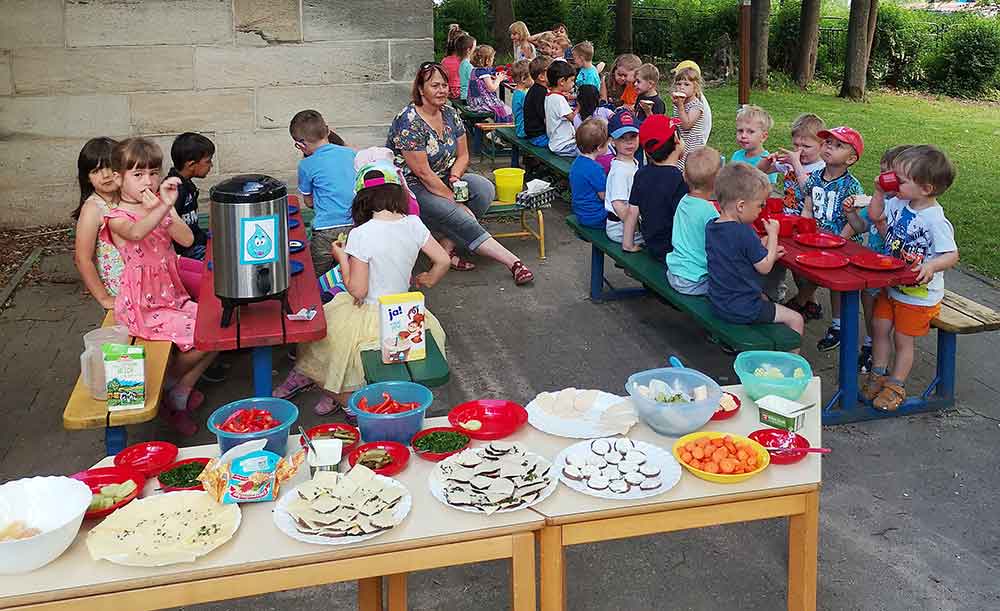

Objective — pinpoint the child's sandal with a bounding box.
[510,260,534,285]
[861,373,886,401]
[872,383,906,412]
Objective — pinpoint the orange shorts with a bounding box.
[873,293,940,337]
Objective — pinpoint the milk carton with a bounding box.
[103,344,146,411]
[378,291,426,364]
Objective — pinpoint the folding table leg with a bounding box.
[251,346,273,398]
[837,290,861,411]
[590,246,605,302]
[511,146,520,168]
[105,426,127,456]
[935,330,957,401]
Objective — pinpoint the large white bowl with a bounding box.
[0,476,92,574]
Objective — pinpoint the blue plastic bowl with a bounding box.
[347,381,433,445]
[207,397,299,456]
[626,367,722,436]
[733,351,812,401]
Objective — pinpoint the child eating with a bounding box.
[670,60,712,169]
[602,54,641,108]
[523,56,552,148]
[666,146,722,295]
[467,45,512,122]
[633,63,665,124]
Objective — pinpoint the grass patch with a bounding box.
[702,82,1000,278]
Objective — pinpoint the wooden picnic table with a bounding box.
[0,438,542,611]
[503,378,822,611]
[194,208,326,397]
[778,234,917,418]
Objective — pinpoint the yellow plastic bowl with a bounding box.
[672,431,771,484]
[493,168,525,203]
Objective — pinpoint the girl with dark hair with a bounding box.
[573,84,613,129]
[72,137,123,309]
[275,163,450,416]
[441,24,468,99]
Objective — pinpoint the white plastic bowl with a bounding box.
[0,476,92,574]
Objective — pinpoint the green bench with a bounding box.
[452,100,494,155]
[361,335,450,388]
[566,215,801,353]
[493,126,572,178]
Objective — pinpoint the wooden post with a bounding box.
[739,0,752,105]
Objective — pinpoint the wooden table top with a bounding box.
[779,234,918,292]
[0,437,544,609]
[193,210,326,352]
[491,379,823,526]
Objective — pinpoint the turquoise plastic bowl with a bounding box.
[734,351,812,401]
[347,381,432,444]
[207,397,298,456]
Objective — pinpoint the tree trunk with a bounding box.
[750,0,770,88]
[840,0,872,100]
[794,0,821,88]
[493,0,515,57]
[615,0,633,54]
[864,0,880,69]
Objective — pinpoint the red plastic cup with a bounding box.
[766,197,784,214]
[797,217,818,234]
[877,171,900,193]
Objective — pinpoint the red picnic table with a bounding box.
[777,233,920,422]
[194,203,326,397]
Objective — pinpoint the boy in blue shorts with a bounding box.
[705,163,804,349]
[792,126,865,352]
[568,119,610,229]
[290,109,357,276]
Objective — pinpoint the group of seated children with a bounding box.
[568,100,958,411]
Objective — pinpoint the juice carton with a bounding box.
[378,291,426,364]
[103,343,146,411]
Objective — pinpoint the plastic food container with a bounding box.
[733,351,812,401]
[207,397,299,456]
[626,366,722,436]
[347,381,433,444]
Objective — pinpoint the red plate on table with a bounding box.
[70,466,145,519]
[795,232,846,248]
[710,392,742,421]
[850,252,907,271]
[300,422,361,455]
[156,457,211,492]
[748,429,811,465]
[410,426,472,462]
[795,251,849,269]
[113,441,178,477]
[448,400,529,440]
[347,441,410,477]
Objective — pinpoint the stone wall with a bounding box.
[0,0,433,226]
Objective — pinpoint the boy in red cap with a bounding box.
[629,115,688,261]
[790,126,866,352]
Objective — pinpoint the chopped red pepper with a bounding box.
[218,408,280,433]
[355,392,420,414]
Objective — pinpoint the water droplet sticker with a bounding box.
[239,215,279,265]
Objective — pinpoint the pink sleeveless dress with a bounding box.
[101,208,197,351]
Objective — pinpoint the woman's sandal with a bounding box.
[449,249,476,271]
[510,260,534,285]
[873,382,906,412]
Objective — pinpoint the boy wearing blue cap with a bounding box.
[604,108,643,251]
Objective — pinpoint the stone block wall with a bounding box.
[0,0,433,226]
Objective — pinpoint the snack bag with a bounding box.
[103,343,145,411]
[198,440,305,504]
[378,291,426,364]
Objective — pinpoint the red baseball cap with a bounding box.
[639,115,682,154]
[817,126,864,160]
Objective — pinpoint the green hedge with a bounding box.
[924,17,1000,98]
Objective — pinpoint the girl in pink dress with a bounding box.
[101,138,217,436]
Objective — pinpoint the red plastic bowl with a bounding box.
[748,429,811,465]
[114,441,178,477]
[348,441,410,477]
[156,457,211,492]
[710,392,742,421]
[795,232,847,248]
[70,466,145,519]
[300,423,361,456]
[410,427,471,462]
[448,400,528,440]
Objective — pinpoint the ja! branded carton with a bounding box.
[378,292,426,364]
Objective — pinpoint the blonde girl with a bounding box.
[509,21,536,61]
[468,45,512,121]
[601,54,641,107]
[73,137,123,310]
[670,60,713,168]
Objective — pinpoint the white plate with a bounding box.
[554,439,682,501]
[273,475,411,546]
[429,450,558,514]
[525,390,637,438]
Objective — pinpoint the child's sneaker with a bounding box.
[817,326,841,352]
[273,368,314,399]
[858,345,873,373]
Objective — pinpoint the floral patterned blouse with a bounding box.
[387,103,466,187]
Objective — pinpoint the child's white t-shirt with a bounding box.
[882,200,956,307]
[344,215,430,305]
[604,158,639,213]
[544,94,576,153]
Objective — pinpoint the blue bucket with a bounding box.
[207,397,299,456]
[347,381,433,444]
